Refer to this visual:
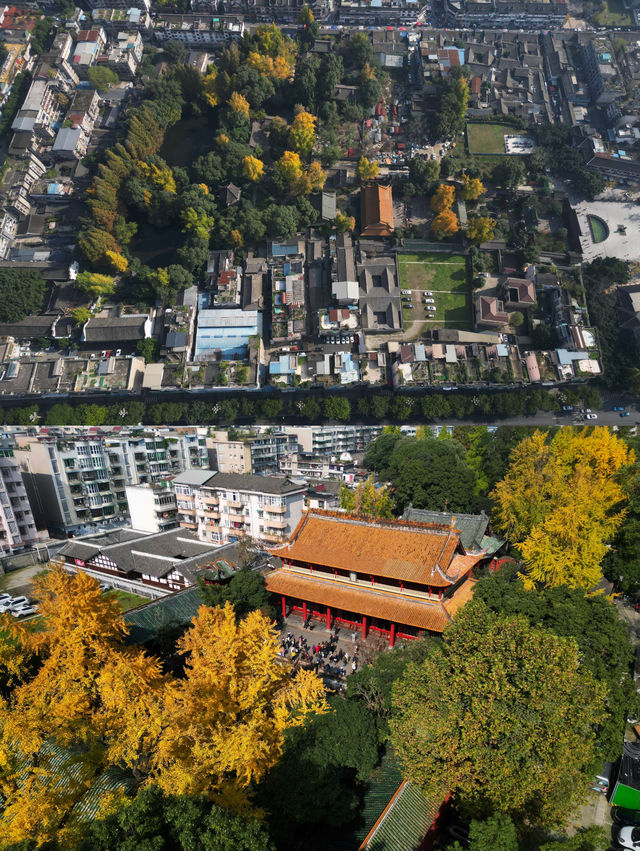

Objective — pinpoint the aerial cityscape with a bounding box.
[0,0,637,847]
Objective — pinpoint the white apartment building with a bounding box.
[0,441,37,555]
[207,429,297,475]
[280,425,383,456]
[125,482,178,534]
[14,428,207,536]
[173,470,306,547]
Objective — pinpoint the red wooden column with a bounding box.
[281,595,287,619]
[362,615,368,639]
[302,601,307,621]
[389,623,396,648]
[326,606,331,630]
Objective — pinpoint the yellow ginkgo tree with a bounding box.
[0,568,327,846]
[491,427,635,590]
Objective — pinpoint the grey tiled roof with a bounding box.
[199,472,307,495]
[402,508,492,552]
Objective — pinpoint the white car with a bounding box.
[618,826,640,849]
[424,298,435,304]
[425,305,437,311]
[13,605,38,618]
[0,593,12,606]
[586,413,598,420]
[424,291,433,296]
[401,289,412,295]
[8,596,29,611]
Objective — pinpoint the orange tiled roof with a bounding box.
[446,553,483,582]
[265,569,451,633]
[268,510,481,587]
[442,576,477,617]
[361,184,394,238]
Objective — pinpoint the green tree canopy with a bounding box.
[0,269,46,323]
[163,39,187,64]
[87,66,119,91]
[136,338,160,364]
[391,601,606,826]
[493,158,525,189]
[364,434,478,513]
[473,563,637,761]
[257,697,380,849]
[73,785,274,851]
[346,636,435,722]
[198,565,274,620]
[339,475,395,519]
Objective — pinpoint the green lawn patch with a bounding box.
[592,0,633,26]
[466,123,508,155]
[105,590,149,613]
[398,253,471,332]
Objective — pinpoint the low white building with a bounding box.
[173,470,306,546]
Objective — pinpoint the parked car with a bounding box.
[424,298,435,304]
[401,289,412,295]
[621,412,630,417]
[13,605,38,618]
[424,290,433,296]
[0,593,12,606]
[613,406,625,411]
[586,413,598,420]
[561,405,573,411]
[8,596,29,611]
[618,826,640,850]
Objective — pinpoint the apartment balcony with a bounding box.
[265,504,286,514]
[202,496,219,507]
[203,510,220,520]
[262,532,286,543]
[178,507,196,516]
[181,521,198,530]
[265,518,287,530]
[227,511,247,522]
[227,499,244,509]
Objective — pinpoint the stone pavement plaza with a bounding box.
[575,200,640,262]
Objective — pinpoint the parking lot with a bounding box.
[398,253,472,336]
[0,565,44,619]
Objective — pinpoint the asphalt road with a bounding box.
[453,411,640,428]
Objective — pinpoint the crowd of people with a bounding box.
[279,631,359,681]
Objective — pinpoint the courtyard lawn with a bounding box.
[466,123,508,155]
[105,590,148,612]
[592,0,633,26]
[398,253,472,332]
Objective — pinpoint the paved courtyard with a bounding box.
[575,200,640,261]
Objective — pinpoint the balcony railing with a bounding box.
[265,503,286,514]
[262,532,285,543]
